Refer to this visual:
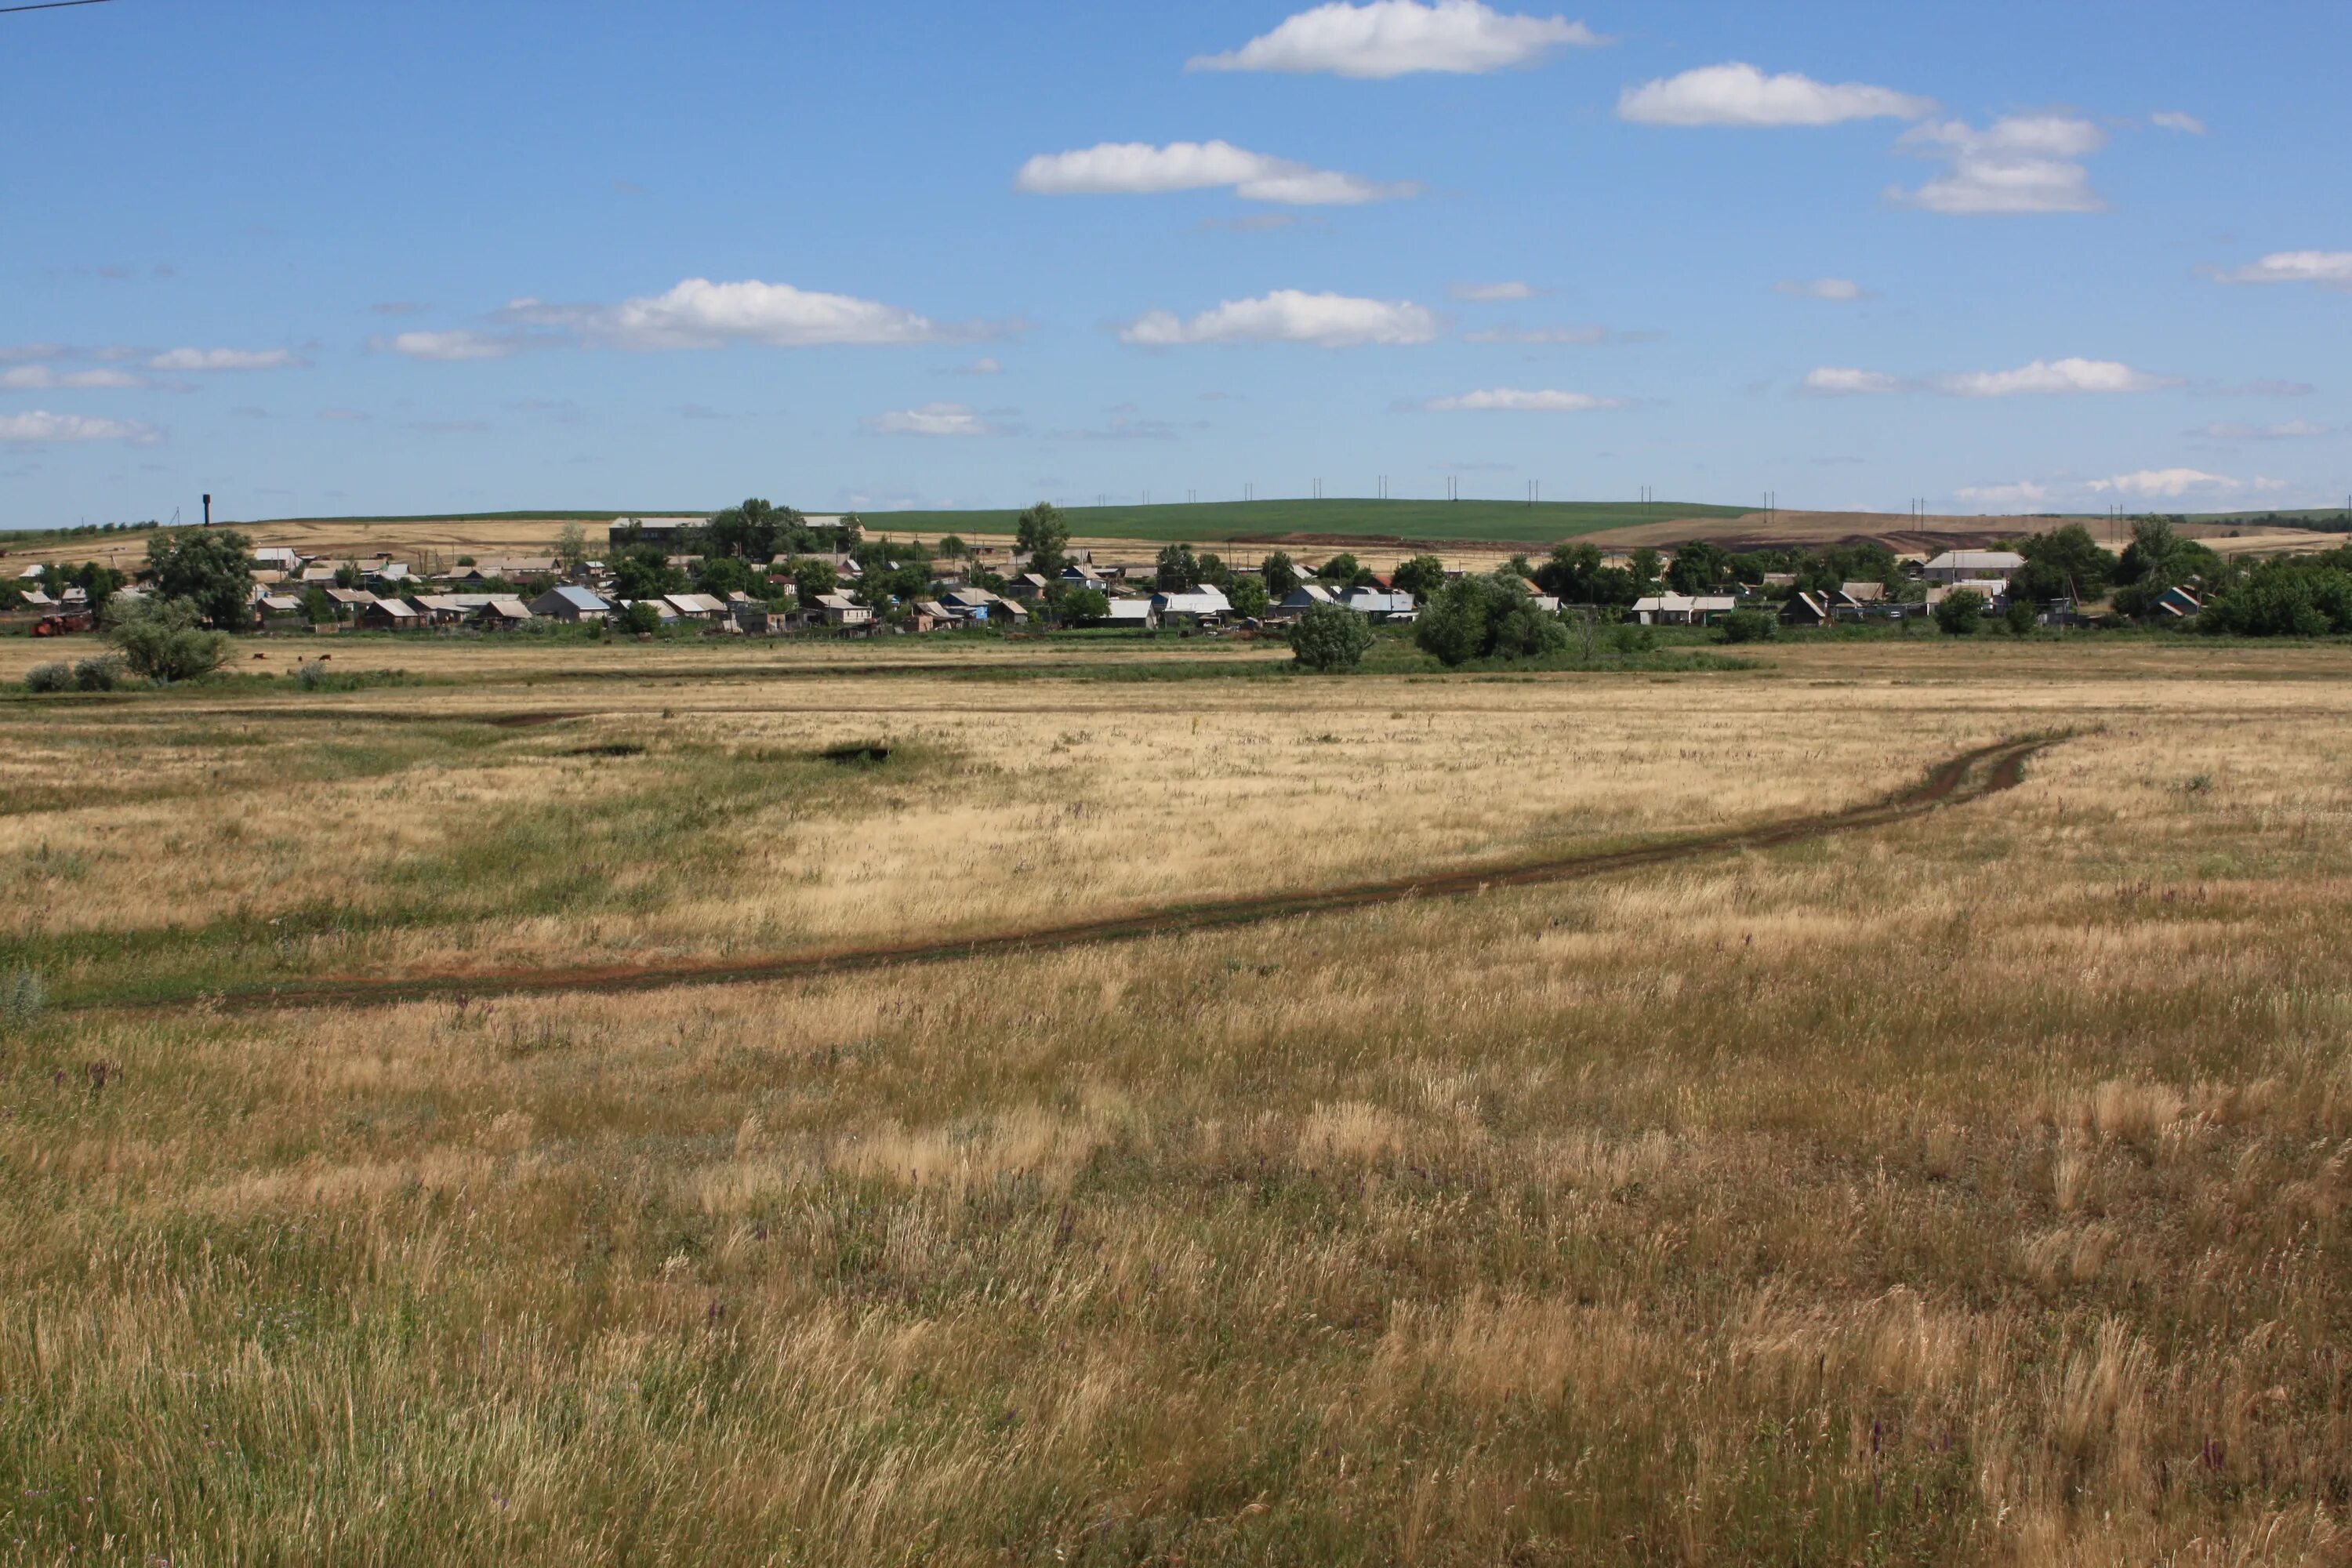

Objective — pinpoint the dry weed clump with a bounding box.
[3,644,2352,1561]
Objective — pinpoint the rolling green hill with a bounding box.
[862,499,1746,547]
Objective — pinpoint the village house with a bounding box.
[355,597,423,631]
[1152,586,1232,625]
[1924,550,2025,585]
[1102,597,1158,630]
[1271,584,1340,620]
[812,593,873,628]
[1338,586,1417,622]
[530,585,612,622]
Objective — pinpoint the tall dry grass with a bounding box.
[2,644,2350,1562]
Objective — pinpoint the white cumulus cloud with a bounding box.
[1014,140,1416,205]
[1450,280,1537,301]
[1189,0,1602,78]
[1617,63,1931,127]
[2088,468,2246,498]
[1425,387,1621,411]
[1889,115,2107,214]
[1954,481,2051,506]
[1803,367,1904,395]
[378,329,530,361]
[861,402,1011,437]
[1120,289,1440,347]
[0,410,158,445]
[2151,111,2206,134]
[147,347,305,372]
[1940,357,2170,396]
[588,278,951,349]
[2216,251,2352,288]
[1777,278,1869,300]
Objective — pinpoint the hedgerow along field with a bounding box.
[4,634,2351,1563]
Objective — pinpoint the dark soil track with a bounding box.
[128,733,2063,1016]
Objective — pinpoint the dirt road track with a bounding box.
[116,732,2063,1017]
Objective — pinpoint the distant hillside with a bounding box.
[867,499,1746,548]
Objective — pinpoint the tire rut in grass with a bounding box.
[102,733,2065,1015]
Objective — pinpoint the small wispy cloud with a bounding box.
[1805,357,2174,397]
[147,347,307,372]
[1618,63,1931,127]
[2212,250,2352,289]
[1016,140,1418,205]
[1189,1,1605,79]
[0,410,160,446]
[861,401,1018,437]
[1424,387,1622,411]
[1889,115,2108,214]
[1777,277,1870,301]
[1450,280,1537,301]
[1121,289,1441,348]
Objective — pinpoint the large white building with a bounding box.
[1923,550,2026,585]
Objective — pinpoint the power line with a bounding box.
[0,0,118,15]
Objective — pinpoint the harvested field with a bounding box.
[4,636,2351,1563]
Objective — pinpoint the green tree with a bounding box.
[301,586,336,624]
[1261,551,1299,598]
[2117,517,2184,588]
[2003,596,2038,635]
[706,498,795,561]
[1287,601,1374,672]
[1534,542,1603,601]
[1392,554,1448,599]
[147,528,253,628]
[1156,543,1202,591]
[792,557,839,604]
[1933,589,1987,636]
[554,522,590,572]
[1062,587,1112,623]
[1628,547,1662,595]
[1414,572,1570,666]
[937,534,967,560]
[2009,523,2114,603]
[1665,540,1731,594]
[1015,502,1070,576]
[1316,552,1359,583]
[620,601,665,635]
[612,544,686,602]
[334,561,362,590]
[2200,558,2352,636]
[103,595,230,682]
[695,555,764,597]
[1228,577,1270,619]
[1718,608,1776,644]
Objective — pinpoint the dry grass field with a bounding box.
[4,634,2352,1563]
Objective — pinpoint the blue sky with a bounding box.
[3,0,2347,524]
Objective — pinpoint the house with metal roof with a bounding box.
[530,585,612,622]
[1923,550,2025,584]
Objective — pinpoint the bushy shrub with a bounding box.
[23,662,71,694]
[1933,590,1987,636]
[1718,608,1775,644]
[2200,559,2352,637]
[73,654,129,691]
[1414,572,1570,666]
[104,595,230,682]
[1610,623,1656,655]
[621,601,664,636]
[1287,602,1374,672]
